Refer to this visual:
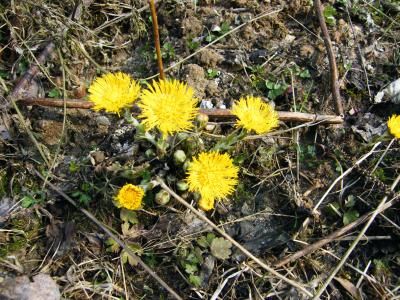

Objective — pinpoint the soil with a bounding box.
[0,0,399,299]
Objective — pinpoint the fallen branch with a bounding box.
[157,178,313,297]
[314,0,344,116]
[17,98,344,124]
[34,169,183,300]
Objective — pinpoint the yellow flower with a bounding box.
[88,72,140,114]
[231,96,279,134]
[115,184,144,210]
[388,114,400,138]
[186,152,239,211]
[137,79,198,137]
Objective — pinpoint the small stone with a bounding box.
[0,273,60,300]
[91,151,105,164]
[205,124,216,131]
[95,115,111,127]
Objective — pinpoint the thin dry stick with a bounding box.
[313,173,400,299]
[294,141,381,239]
[34,170,183,300]
[157,178,313,297]
[276,192,400,268]
[16,98,344,124]
[314,0,343,116]
[149,0,165,80]
[143,8,282,80]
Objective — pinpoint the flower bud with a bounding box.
[195,113,209,129]
[145,149,155,158]
[155,190,171,205]
[173,150,186,165]
[176,180,189,191]
[183,160,191,172]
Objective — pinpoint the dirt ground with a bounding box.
[0,0,399,299]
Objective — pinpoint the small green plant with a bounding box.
[186,35,201,51]
[48,88,62,98]
[206,68,219,79]
[21,190,46,208]
[154,42,175,61]
[342,195,359,225]
[71,182,92,205]
[324,5,337,26]
[265,80,288,100]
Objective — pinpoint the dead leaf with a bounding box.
[334,277,362,300]
[210,237,232,260]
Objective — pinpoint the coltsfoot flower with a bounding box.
[231,96,279,134]
[89,72,140,114]
[115,184,144,210]
[388,114,400,138]
[137,79,198,137]
[186,152,239,211]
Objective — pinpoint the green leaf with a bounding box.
[186,252,200,265]
[105,237,120,253]
[266,81,274,89]
[324,5,337,26]
[78,193,91,205]
[185,263,198,274]
[21,196,37,208]
[197,236,209,248]
[121,250,139,267]
[120,209,138,224]
[299,69,311,79]
[343,210,359,225]
[189,274,202,287]
[345,195,356,208]
[48,88,62,98]
[210,237,232,260]
[206,233,216,244]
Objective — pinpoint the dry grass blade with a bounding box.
[156,178,313,297]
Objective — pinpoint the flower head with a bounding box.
[115,184,144,210]
[89,72,140,114]
[388,115,400,138]
[231,96,279,134]
[137,79,198,137]
[186,152,239,211]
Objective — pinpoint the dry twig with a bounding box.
[149,0,165,80]
[17,97,344,124]
[314,0,344,116]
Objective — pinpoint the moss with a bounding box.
[0,236,27,258]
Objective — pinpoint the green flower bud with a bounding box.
[183,160,191,172]
[155,190,171,205]
[176,180,189,191]
[145,149,155,158]
[173,150,186,164]
[196,113,209,129]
